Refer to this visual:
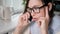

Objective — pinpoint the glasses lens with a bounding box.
[27,8,32,13]
[33,8,40,13]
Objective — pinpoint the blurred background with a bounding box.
[0,0,25,34]
[0,0,25,19]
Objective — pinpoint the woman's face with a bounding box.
[28,0,48,21]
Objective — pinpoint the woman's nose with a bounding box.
[33,9,40,13]
[31,10,40,16]
[32,14,35,16]
[32,13,38,16]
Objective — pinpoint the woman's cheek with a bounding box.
[39,12,45,17]
[37,14,43,17]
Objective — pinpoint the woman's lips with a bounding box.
[32,18,38,21]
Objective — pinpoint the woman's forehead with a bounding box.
[28,0,44,8]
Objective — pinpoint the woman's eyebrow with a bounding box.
[32,5,44,8]
[28,5,43,9]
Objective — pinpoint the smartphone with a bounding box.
[28,12,32,21]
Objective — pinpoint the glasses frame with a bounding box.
[27,4,48,13]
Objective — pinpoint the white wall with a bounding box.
[0,0,25,19]
[0,0,3,5]
[3,0,25,12]
[13,0,25,10]
[0,0,25,12]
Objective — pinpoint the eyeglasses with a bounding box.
[27,4,48,13]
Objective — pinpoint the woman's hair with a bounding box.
[23,0,30,14]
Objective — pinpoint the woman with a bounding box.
[13,0,60,34]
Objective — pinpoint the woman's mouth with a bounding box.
[32,18,38,21]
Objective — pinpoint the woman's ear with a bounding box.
[48,3,52,11]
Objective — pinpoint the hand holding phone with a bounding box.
[17,12,31,28]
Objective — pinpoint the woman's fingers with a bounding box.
[45,6,49,20]
[18,12,30,26]
[36,17,49,29]
[36,17,46,26]
[25,12,30,21]
[21,12,30,21]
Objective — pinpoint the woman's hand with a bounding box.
[13,12,30,34]
[17,12,30,28]
[36,7,49,34]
